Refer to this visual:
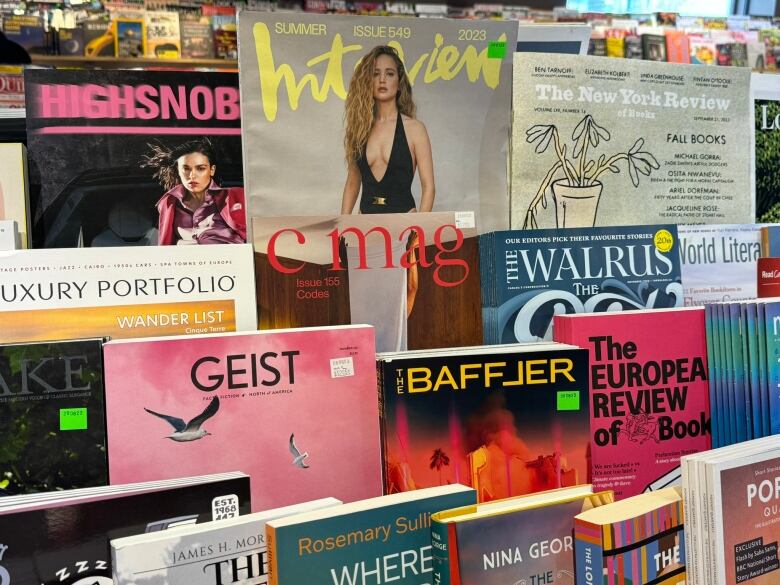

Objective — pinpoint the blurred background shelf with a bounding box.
[30,55,238,69]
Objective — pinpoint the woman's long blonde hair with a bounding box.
[344,45,416,164]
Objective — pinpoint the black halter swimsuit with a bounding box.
[358,114,416,214]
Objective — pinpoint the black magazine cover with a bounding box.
[0,339,107,495]
[25,69,244,248]
[0,475,251,585]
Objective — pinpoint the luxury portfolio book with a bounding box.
[238,12,517,232]
[0,244,256,343]
[103,325,382,511]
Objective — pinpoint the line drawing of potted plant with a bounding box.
[523,115,660,229]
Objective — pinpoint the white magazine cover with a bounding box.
[111,497,341,585]
[238,12,517,233]
[707,440,780,585]
[678,224,762,306]
[511,53,752,229]
[0,220,18,250]
[0,243,257,343]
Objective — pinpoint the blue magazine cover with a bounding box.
[480,225,683,343]
[763,301,780,435]
[744,303,763,439]
[757,302,771,436]
[730,303,750,442]
[705,304,722,448]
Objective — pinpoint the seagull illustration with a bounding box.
[144,397,220,442]
[289,433,309,468]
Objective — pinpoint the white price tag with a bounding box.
[330,357,355,378]
[454,211,476,229]
[212,494,240,521]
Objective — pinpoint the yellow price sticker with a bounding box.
[654,229,674,253]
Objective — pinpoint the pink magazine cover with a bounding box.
[104,326,382,511]
[665,30,691,63]
[555,308,711,500]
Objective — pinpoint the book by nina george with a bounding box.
[431,485,614,585]
[266,485,477,585]
[252,213,482,353]
[104,326,382,512]
[0,338,107,495]
[480,225,683,344]
[555,308,711,500]
[377,344,590,502]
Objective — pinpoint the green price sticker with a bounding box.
[557,391,580,411]
[60,408,88,431]
[488,41,507,59]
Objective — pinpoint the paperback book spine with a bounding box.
[267,524,279,585]
[705,305,720,448]
[681,460,697,585]
[764,302,780,433]
[478,233,495,345]
[575,520,604,585]
[757,304,771,434]
[431,519,458,585]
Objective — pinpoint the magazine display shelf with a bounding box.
[30,55,238,70]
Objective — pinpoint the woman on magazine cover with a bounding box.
[143,138,246,246]
[340,45,435,215]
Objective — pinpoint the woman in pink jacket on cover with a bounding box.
[143,138,246,246]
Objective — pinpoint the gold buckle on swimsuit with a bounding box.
[372,197,387,205]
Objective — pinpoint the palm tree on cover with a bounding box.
[429,448,450,485]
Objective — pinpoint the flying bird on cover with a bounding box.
[144,397,220,442]
[289,433,310,468]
